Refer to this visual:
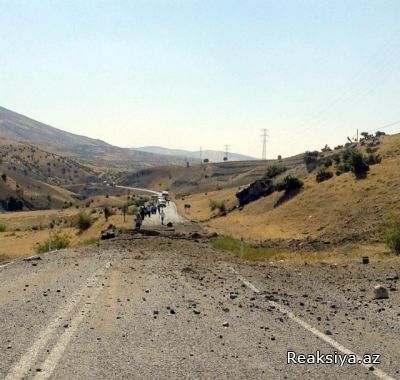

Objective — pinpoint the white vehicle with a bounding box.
[162,190,169,198]
[158,197,166,206]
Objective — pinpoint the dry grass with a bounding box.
[175,187,239,222]
[199,134,400,243]
[212,235,399,265]
[0,205,137,260]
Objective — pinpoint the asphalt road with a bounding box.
[0,230,399,379]
[142,202,186,227]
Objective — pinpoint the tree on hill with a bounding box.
[4,195,24,211]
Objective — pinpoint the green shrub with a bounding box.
[316,169,334,183]
[384,215,400,254]
[211,235,284,260]
[336,163,351,176]
[71,211,93,232]
[341,148,354,162]
[275,175,304,192]
[366,146,378,154]
[209,200,226,212]
[4,195,23,211]
[36,233,70,253]
[366,153,382,165]
[304,151,319,164]
[332,154,341,164]
[264,165,287,179]
[0,223,6,232]
[350,150,369,176]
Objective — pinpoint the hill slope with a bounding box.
[0,106,109,151]
[0,106,193,170]
[175,134,400,248]
[136,146,256,162]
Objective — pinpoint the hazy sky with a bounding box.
[1,1,400,158]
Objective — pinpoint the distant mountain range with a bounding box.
[135,146,256,162]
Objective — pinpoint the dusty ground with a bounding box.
[0,226,398,379]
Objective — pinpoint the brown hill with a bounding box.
[175,133,400,248]
[120,154,304,195]
[0,106,193,170]
[0,139,94,209]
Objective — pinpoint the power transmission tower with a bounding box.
[199,146,202,162]
[261,129,269,160]
[224,144,230,161]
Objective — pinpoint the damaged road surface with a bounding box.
[0,230,399,380]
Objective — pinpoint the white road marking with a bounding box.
[34,268,108,380]
[5,262,110,380]
[229,266,395,380]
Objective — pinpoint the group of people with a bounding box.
[135,202,166,230]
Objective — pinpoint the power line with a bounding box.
[366,120,400,133]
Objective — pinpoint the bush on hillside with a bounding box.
[36,233,70,253]
[350,150,369,177]
[264,165,287,179]
[384,215,400,254]
[0,223,6,232]
[275,175,304,192]
[332,154,341,164]
[209,200,226,213]
[336,163,351,176]
[304,150,319,162]
[316,169,334,183]
[4,196,23,211]
[365,153,382,165]
[71,211,93,232]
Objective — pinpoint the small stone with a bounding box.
[222,322,229,327]
[374,285,389,300]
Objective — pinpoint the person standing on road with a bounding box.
[135,213,142,230]
[160,210,165,225]
[104,207,110,222]
[140,207,145,220]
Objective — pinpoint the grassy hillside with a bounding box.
[0,139,99,209]
[120,154,304,194]
[176,133,400,247]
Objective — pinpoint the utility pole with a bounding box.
[199,146,202,163]
[224,144,230,161]
[261,128,269,160]
[356,129,359,143]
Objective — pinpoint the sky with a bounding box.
[1,0,400,158]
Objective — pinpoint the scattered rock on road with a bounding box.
[373,285,389,300]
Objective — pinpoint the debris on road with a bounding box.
[374,285,389,299]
